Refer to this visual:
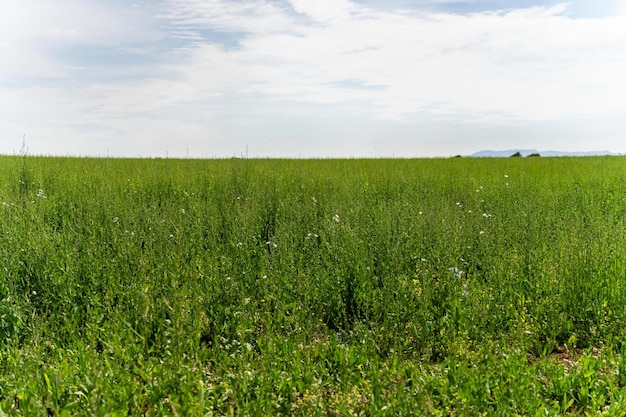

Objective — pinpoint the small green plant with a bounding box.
[16,135,33,195]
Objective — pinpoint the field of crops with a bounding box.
[1,155,626,415]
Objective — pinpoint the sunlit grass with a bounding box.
[1,155,626,415]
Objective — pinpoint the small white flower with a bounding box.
[181,208,186,214]
[37,189,44,197]
[479,231,485,235]
[333,214,340,223]
[236,242,243,247]
[448,267,464,279]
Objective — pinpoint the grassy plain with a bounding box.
[1,155,626,415]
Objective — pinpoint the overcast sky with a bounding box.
[1,0,625,158]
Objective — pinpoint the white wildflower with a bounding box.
[333,214,340,223]
[448,267,464,279]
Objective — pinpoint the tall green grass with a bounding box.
[1,155,626,415]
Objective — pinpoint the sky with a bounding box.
[1,0,625,158]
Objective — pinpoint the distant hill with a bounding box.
[471,149,618,158]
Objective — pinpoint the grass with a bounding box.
[1,155,626,415]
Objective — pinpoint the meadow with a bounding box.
[1,155,626,415]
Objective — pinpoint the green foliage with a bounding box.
[0,155,625,415]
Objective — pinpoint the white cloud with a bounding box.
[0,0,162,79]
[288,0,355,22]
[160,1,626,123]
[1,0,626,157]
[161,0,298,36]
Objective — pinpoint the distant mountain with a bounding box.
[535,150,619,157]
[471,149,537,157]
[470,149,618,157]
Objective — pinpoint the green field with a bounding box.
[1,155,626,415]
